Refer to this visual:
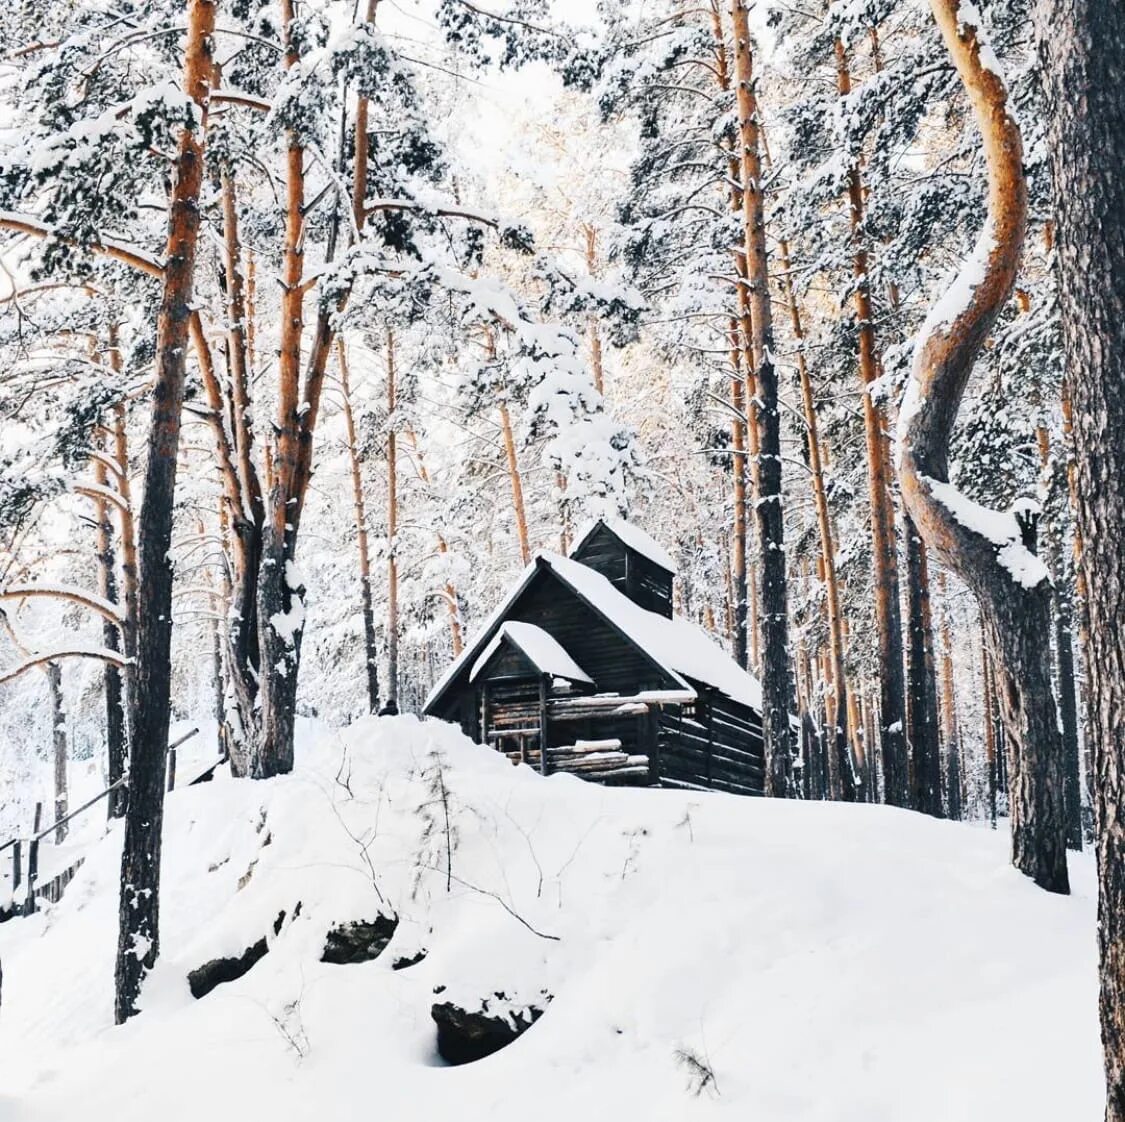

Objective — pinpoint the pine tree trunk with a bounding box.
[338,341,381,713]
[900,0,1068,894]
[1061,386,1093,812]
[47,662,67,843]
[498,400,531,567]
[835,39,909,807]
[730,0,794,796]
[584,224,606,396]
[759,120,853,797]
[115,0,215,1023]
[93,441,127,819]
[905,515,943,816]
[937,572,963,821]
[406,430,464,657]
[254,0,307,777]
[218,165,264,760]
[982,636,999,827]
[385,328,399,711]
[729,337,749,669]
[108,342,138,729]
[1038,0,1125,1108]
[1036,426,1083,849]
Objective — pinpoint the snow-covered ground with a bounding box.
[0,716,1103,1120]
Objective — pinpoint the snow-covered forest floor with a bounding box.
[0,716,1102,1121]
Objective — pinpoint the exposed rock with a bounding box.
[320,913,398,965]
[431,990,552,1065]
[188,936,269,999]
[187,908,290,999]
[391,948,428,971]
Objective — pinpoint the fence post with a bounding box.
[11,838,20,894]
[24,802,42,916]
[167,745,177,792]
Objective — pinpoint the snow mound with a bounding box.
[0,716,1102,1121]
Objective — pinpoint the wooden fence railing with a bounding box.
[1,727,217,920]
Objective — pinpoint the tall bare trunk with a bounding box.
[758,122,851,788]
[255,0,307,776]
[787,259,849,798]
[337,340,380,712]
[982,633,999,827]
[108,336,138,722]
[937,571,962,821]
[1038,0,1125,1105]
[1036,426,1083,849]
[905,514,943,816]
[834,39,909,806]
[115,0,216,1023]
[47,662,67,842]
[385,328,399,710]
[1060,387,1092,807]
[498,400,531,567]
[583,224,606,396]
[93,433,127,819]
[729,329,749,668]
[406,430,464,658]
[730,0,794,795]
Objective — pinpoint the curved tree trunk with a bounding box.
[899,0,1067,893]
[115,0,216,1023]
[1037,0,1125,1109]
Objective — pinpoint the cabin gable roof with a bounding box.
[570,517,677,575]
[423,555,691,716]
[470,621,594,686]
[424,551,762,717]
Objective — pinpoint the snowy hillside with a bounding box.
[0,717,1103,1120]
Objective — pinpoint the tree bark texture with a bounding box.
[937,572,962,821]
[47,662,67,842]
[93,439,127,819]
[337,341,381,713]
[385,328,400,709]
[730,0,794,796]
[115,0,216,1024]
[905,515,943,816]
[1038,0,1125,1109]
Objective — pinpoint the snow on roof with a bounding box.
[470,621,594,685]
[424,551,761,714]
[572,517,677,574]
[547,554,761,711]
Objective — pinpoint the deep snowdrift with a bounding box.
[0,716,1103,1120]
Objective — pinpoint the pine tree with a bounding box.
[900,0,1068,894]
[1038,0,1125,1109]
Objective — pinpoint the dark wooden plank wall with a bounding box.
[656,686,765,796]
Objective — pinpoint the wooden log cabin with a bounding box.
[423,519,766,795]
